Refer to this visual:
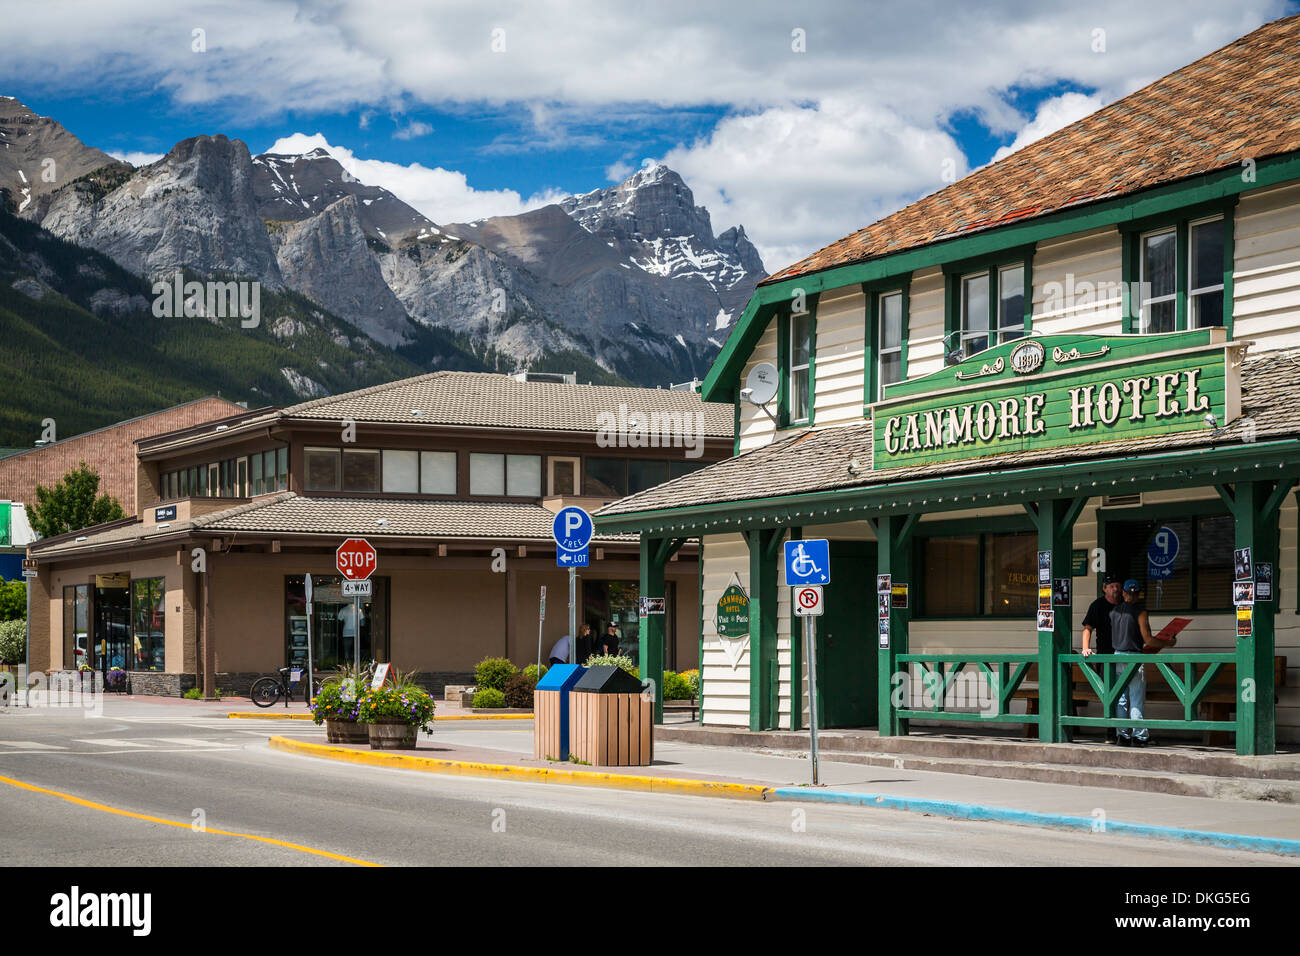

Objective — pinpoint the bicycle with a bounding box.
[249,666,322,708]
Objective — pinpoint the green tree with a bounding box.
[0,579,25,621]
[25,462,125,538]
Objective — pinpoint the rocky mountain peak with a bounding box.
[0,96,119,210]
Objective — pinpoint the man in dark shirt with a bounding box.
[1081,574,1122,656]
[1109,579,1177,747]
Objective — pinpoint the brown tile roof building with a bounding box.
[0,397,245,514]
[764,15,1300,286]
[597,348,1300,518]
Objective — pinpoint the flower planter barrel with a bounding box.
[326,719,369,744]
[367,720,417,750]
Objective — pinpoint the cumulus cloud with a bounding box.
[263,132,567,223]
[661,100,966,270]
[392,120,433,140]
[991,92,1106,163]
[108,150,165,167]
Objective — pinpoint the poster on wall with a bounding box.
[1037,550,1052,584]
[1234,547,1253,582]
[1036,609,1054,631]
[877,594,890,618]
[891,584,909,609]
[1052,578,1071,607]
[878,618,890,648]
[1237,605,1253,638]
[877,574,892,595]
[1038,586,1051,611]
[1233,581,1255,606]
[1256,562,1274,601]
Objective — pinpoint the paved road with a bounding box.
[0,703,1290,867]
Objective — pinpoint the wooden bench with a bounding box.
[663,698,698,720]
[1016,656,1287,744]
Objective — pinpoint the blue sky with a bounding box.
[3,1,1294,269]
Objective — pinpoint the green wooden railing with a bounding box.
[894,654,1039,725]
[891,651,1239,736]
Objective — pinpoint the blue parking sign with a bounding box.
[785,539,830,585]
[552,506,594,552]
[1147,525,1179,580]
[557,548,589,568]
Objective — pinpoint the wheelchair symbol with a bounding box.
[791,544,822,578]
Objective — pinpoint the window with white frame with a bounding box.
[959,263,1024,358]
[1189,217,1225,329]
[787,311,812,424]
[1139,228,1177,333]
[878,291,903,400]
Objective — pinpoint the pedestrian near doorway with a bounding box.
[576,624,593,664]
[1082,573,1124,742]
[1109,579,1178,747]
[599,623,620,656]
[548,634,570,667]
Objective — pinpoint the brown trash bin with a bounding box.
[569,665,652,767]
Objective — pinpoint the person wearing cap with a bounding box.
[1109,579,1178,747]
[1082,573,1123,742]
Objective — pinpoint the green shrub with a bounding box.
[680,669,700,697]
[0,580,26,621]
[183,687,203,700]
[662,671,692,700]
[583,653,636,674]
[503,672,536,708]
[0,619,25,663]
[472,687,506,708]
[474,657,518,692]
[522,663,548,683]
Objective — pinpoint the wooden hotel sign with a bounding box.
[871,330,1244,470]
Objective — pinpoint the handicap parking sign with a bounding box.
[784,539,830,585]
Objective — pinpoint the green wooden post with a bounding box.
[1027,497,1086,744]
[743,527,782,731]
[640,535,686,724]
[1221,480,1292,756]
[875,513,917,736]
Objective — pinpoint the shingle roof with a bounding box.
[597,349,1300,518]
[31,493,635,558]
[763,16,1300,286]
[280,371,734,436]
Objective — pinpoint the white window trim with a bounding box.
[1139,227,1177,333]
[959,271,991,355]
[996,264,1025,345]
[1189,216,1225,328]
[877,291,903,403]
[788,313,811,424]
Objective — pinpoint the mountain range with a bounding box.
[0,95,764,445]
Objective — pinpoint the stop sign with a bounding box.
[336,538,377,580]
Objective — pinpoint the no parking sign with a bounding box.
[793,585,824,617]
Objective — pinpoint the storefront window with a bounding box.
[63,585,89,670]
[130,577,165,671]
[984,532,1037,616]
[921,535,979,616]
[582,580,649,666]
[285,575,388,670]
[1106,514,1230,611]
[919,531,1034,617]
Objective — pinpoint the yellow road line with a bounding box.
[269,736,770,801]
[0,771,380,867]
[227,712,315,720]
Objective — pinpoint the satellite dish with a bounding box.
[744,363,779,406]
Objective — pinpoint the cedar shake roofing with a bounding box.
[596,349,1300,518]
[763,16,1300,286]
[279,371,734,436]
[30,493,633,558]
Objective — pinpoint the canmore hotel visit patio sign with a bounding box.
[870,329,1245,470]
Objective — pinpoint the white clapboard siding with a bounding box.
[736,324,779,453]
[700,533,752,726]
[1031,227,1124,336]
[903,267,947,380]
[811,288,866,427]
[1233,183,1300,352]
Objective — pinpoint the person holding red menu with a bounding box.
[1109,580,1180,747]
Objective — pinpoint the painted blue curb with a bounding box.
[766,788,1300,857]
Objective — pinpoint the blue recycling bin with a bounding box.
[533,664,586,761]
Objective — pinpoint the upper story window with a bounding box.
[305,447,380,493]
[878,292,904,399]
[469,453,541,497]
[584,456,696,497]
[1125,206,1232,334]
[945,254,1030,364]
[779,304,815,427]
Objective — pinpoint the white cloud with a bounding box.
[263,132,567,223]
[108,150,164,167]
[660,100,966,270]
[991,92,1106,163]
[604,159,634,181]
[392,120,433,140]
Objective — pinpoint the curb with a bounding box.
[267,735,770,800]
[767,788,1300,858]
[229,712,533,721]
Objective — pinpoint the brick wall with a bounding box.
[0,397,242,516]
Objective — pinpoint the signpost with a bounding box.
[336,538,377,674]
[304,573,314,703]
[785,540,830,785]
[537,585,547,679]
[553,507,593,665]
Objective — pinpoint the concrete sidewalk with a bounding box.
[272,722,1300,857]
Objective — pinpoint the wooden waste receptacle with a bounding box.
[533,664,586,760]
[570,665,653,767]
